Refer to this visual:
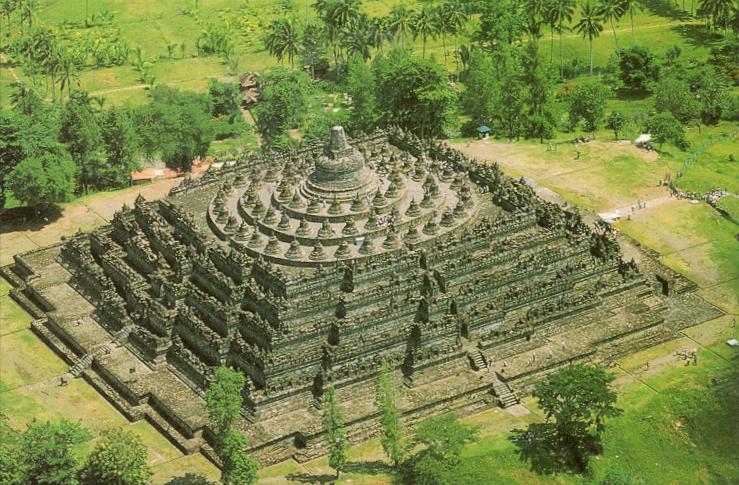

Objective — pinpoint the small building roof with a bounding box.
[477,125,491,133]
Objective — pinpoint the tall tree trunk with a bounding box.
[550,27,554,62]
[589,39,593,75]
[559,28,564,78]
[630,11,636,45]
[610,19,619,51]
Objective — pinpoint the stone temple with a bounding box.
[3,126,721,464]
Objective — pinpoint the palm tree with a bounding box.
[620,0,639,45]
[597,0,626,51]
[524,0,546,43]
[9,82,40,115]
[698,0,733,32]
[57,50,80,101]
[412,6,438,58]
[442,1,469,73]
[369,17,394,54]
[543,0,558,62]
[575,1,604,74]
[343,19,372,61]
[18,0,35,33]
[388,5,414,48]
[264,18,302,68]
[1,0,17,32]
[546,0,576,77]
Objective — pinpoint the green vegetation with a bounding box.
[78,428,152,485]
[324,385,349,479]
[204,367,258,485]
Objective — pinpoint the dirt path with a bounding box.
[0,53,22,83]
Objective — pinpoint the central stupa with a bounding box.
[304,125,377,201]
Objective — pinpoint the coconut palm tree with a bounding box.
[343,17,373,62]
[57,51,80,102]
[369,17,394,54]
[442,1,469,73]
[412,6,438,58]
[264,18,302,68]
[698,0,733,32]
[597,0,626,51]
[546,0,576,77]
[388,5,414,48]
[620,0,639,45]
[524,0,546,43]
[1,0,17,32]
[575,1,604,74]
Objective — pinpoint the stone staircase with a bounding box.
[68,344,110,378]
[492,374,519,408]
[467,348,488,371]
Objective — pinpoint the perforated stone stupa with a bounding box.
[4,127,721,465]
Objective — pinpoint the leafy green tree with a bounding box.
[7,152,76,208]
[533,364,621,472]
[78,428,151,485]
[9,82,44,117]
[654,77,700,125]
[374,51,456,139]
[346,56,379,134]
[496,48,527,140]
[251,67,311,145]
[100,107,140,189]
[375,360,403,468]
[645,112,688,150]
[204,367,246,441]
[460,50,498,134]
[324,385,348,479]
[402,413,478,485]
[220,430,258,485]
[0,110,30,208]
[522,43,558,142]
[0,413,21,485]
[606,111,626,139]
[59,91,103,193]
[691,68,730,124]
[567,82,609,137]
[575,1,604,75]
[204,367,258,485]
[208,79,241,120]
[19,418,92,484]
[474,0,526,50]
[136,86,214,171]
[619,46,658,91]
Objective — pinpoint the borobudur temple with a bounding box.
[3,126,722,465]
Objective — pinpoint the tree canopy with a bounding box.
[78,428,151,485]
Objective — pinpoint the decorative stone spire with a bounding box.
[289,190,305,209]
[235,222,250,241]
[215,205,229,224]
[406,198,421,217]
[350,193,367,212]
[328,197,343,215]
[318,219,335,238]
[423,217,438,236]
[342,218,359,236]
[307,198,322,214]
[454,200,466,217]
[278,183,293,202]
[265,166,279,182]
[384,181,399,199]
[372,190,386,208]
[224,216,239,233]
[285,240,303,259]
[296,218,311,236]
[441,209,455,227]
[248,228,263,247]
[263,207,278,225]
[359,236,376,255]
[277,213,291,231]
[383,226,401,250]
[253,197,266,217]
[404,224,420,243]
[364,211,380,231]
[309,241,327,261]
[265,235,280,254]
[420,191,434,209]
[335,240,351,259]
